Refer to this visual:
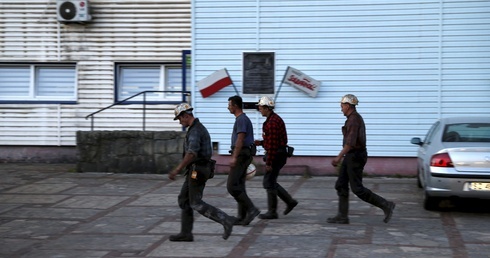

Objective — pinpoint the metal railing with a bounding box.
[85,90,191,131]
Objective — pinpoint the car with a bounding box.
[410,116,490,210]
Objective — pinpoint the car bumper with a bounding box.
[426,174,490,198]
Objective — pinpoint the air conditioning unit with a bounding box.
[56,0,91,23]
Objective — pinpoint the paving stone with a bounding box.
[0,163,489,258]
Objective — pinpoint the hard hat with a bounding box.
[256,96,275,108]
[173,103,193,120]
[246,163,256,180]
[340,94,359,105]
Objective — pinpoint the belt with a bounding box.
[348,148,366,154]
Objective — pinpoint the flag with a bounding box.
[196,68,233,98]
[281,66,321,98]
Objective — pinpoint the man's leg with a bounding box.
[348,151,395,223]
[327,158,350,224]
[170,178,194,241]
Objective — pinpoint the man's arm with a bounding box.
[168,152,196,180]
[331,144,351,167]
[230,132,245,167]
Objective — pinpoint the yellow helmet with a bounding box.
[173,103,193,120]
[256,96,275,108]
[340,94,359,105]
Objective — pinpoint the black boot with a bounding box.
[203,205,235,240]
[170,209,194,241]
[365,191,395,223]
[259,189,278,219]
[327,195,349,224]
[236,193,260,226]
[277,185,298,215]
[233,204,246,225]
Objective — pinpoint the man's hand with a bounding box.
[168,169,179,180]
[331,156,342,167]
[229,156,237,167]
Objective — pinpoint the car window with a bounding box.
[443,123,490,142]
[423,121,440,145]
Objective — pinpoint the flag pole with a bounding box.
[225,68,240,96]
[274,66,290,103]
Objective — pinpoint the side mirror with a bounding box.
[410,137,423,146]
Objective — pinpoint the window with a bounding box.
[0,64,77,103]
[116,64,184,103]
[443,123,490,142]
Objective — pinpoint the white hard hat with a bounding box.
[340,94,359,105]
[246,163,256,180]
[173,103,193,120]
[256,96,275,108]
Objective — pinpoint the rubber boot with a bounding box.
[236,193,260,226]
[365,191,396,223]
[259,189,278,219]
[277,185,298,215]
[204,206,235,240]
[169,209,194,241]
[327,195,349,224]
[233,204,246,225]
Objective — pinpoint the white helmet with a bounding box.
[256,96,275,108]
[340,94,359,105]
[173,103,193,120]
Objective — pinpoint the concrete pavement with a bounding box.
[1,163,490,258]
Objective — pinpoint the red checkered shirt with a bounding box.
[262,112,288,166]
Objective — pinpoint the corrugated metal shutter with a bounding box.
[192,0,490,157]
[0,0,191,146]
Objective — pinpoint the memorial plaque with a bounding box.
[243,52,275,94]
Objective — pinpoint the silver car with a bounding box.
[411,116,490,210]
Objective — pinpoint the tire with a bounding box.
[423,192,440,211]
[416,166,422,189]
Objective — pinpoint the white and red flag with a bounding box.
[196,68,233,98]
[281,66,320,98]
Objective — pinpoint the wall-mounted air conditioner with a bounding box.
[56,0,91,23]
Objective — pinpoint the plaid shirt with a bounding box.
[262,112,288,166]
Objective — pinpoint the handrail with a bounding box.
[85,90,191,131]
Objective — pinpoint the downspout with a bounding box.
[57,22,61,61]
[254,0,262,152]
[57,104,61,146]
[437,0,443,118]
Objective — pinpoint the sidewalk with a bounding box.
[1,163,489,258]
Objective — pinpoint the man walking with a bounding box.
[254,96,298,219]
[168,103,235,241]
[227,95,260,226]
[328,94,395,224]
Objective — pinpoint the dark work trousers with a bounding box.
[227,148,255,219]
[177,169,229,234]
[263,151,287,190]
[335,150,387,210]
[263,151,295,210]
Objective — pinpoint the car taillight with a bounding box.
[430,153,454,167]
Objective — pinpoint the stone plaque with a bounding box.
[243,52,275,94]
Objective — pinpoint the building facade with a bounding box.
[190,0,490,174]
[2,0,489,175]
[0,0,191,161]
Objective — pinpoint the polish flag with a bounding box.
[196,69,233,98]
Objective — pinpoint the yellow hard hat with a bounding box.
[174,103,193,120]
[340,94,359,105]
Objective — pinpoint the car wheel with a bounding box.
[423,192,439,211]
[416,166,422,188]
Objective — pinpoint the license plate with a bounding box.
[469,182,490,191]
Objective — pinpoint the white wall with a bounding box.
[191,0,490,157]
[0,0,191,146]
